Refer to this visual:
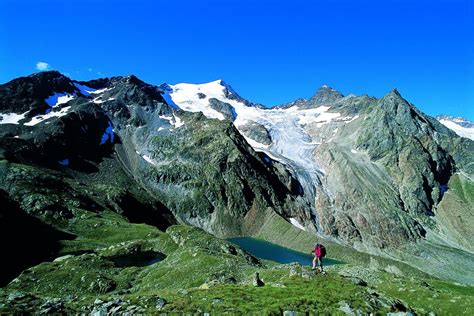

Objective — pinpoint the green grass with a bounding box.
[59,210,163,255]
[153,271,376,314]
[377,274,474,315]
[449,173,474,204]
[3,224,474,314]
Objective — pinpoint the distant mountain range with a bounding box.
[436,115,474,140]
[1,71,473,286]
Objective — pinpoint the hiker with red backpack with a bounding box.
[311,243,326,272]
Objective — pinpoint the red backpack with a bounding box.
[315,244,326,257]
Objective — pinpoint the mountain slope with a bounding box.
[0,72,473,285]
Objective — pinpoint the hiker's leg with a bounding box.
[312,256,317,268]
[314,257,320,271]
[320,257,324,270]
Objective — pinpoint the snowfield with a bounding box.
[289,218,306,231]
[24,106,72,126]
[162,81,353,181]
[163,81,226,120]
[0,111,28,124]
[438,118,474,140]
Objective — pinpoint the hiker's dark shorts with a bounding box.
[317,256,323,266]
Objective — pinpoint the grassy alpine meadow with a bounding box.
[2,215,473,314]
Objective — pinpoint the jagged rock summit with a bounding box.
[308,84,344,106]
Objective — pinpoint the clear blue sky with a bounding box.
[1,0,473,119]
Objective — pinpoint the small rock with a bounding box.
[385,265,404,276]
[91,305,107,316]
[340,274,367,286]
[39,298,64,314]
[301,269,314,279]
[289,268,299,277]
[338,301,355,315]
[7,291,27,302]
[155,298,166,311]
[199,283,210,290]
[178,289,189,295]
[253,272,265,287]
[221,244,237,255]
[226,276,237,284]
[109,305,122,314]
[283,311,297,316]
[289,264,301,277]
[103,301,115,309]
[88,277,116,294]
[212,298,223,305]
[270,283,286,288]
[53,255,74,262]
[349,277,367,286]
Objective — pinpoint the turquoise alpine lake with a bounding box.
[228,237,342,267]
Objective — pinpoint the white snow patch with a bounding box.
[241,135,270,150]
[344,93,357,99]
[173,114,184,128]
[297,106,341,126]
[289,218,306,231]
[351,149,358,154]
[142,155,155,165]
[14,135,20,138]
[89,87,110,95]
[24,106,72,126]
[346,115,360,123]
[439,119,474,140]
[92,97,115,104]
[160,114,184,128]
[159,115,173,121]
[0,111,28,124]
[158,127,166,131]
[163,80,227,120]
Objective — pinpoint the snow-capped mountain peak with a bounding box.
[436,115,474,140]
[161,80,359,226]
[162,80,236,120]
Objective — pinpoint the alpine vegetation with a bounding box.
[0,71,473,314]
